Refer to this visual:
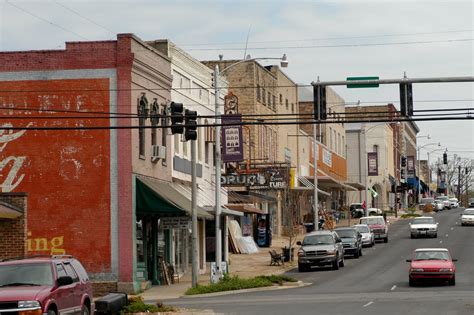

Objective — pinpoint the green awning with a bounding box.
[136,178,186,216]
[136,176,213,219]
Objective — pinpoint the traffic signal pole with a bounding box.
[213,65,222,282]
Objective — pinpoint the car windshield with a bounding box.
[464,209,474,215]
[420,198,434,204]
[0,263,54,287]
[354,226,370,233]
[360,217,384,225]
[437,196,448,201]
[302,235,335,245]
[414,251,449,261]
[335,230,357,238]
[412,218,435,225]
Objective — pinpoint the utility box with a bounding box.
[95,292,128,315]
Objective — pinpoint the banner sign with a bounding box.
[407,155,415,178]
[323,148,332,167]
[221,114,244,162]
[367,152,378,176]
[221,168,288,190]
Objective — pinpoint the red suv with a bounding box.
[0,255,93,315]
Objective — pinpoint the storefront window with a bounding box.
[136,219,144,263]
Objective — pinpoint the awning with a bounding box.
[203,205,243,217]
[227,190,277,203]
[137,176,213,219]
[296,176,331,196]
[407,176,429,193]
[345,182,366,191]
[0,201,23,219]
[226,203,266,214]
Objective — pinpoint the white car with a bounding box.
[409,216,438,238]
[449,198,459,208]
[461,208,474,226]
[353,224,375,247]
[433,200,444,212]
[436,196,451,209]
[368,208,383,216]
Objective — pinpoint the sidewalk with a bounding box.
[140,236,298,302]
[139,214,403,302]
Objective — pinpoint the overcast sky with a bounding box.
[1,0,472,161]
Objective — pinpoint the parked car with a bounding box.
[350,203,365,218]
[433,200,445,212]
[409,216,438,238]
[353,224,375,247]
[460,208,474,226]
[359,216,389,243]
[0,255,93,315]
[449,198,459,209]
[334,227,363,258]
[406,248,457,286]
[296,230,345,272]
[368,208,383,216]
[469,198,474,208]
[418,197,436,212]
[436,195,451,209]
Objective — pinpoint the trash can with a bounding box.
[282,247,295,262]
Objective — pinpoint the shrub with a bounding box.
[184,274,297,295]
[121,300,176,314]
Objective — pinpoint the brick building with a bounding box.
[0,193,27,260]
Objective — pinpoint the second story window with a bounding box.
[138,94,148,158]
[262,88,266,105]
[257,84,261,101]
[150,99,159,146]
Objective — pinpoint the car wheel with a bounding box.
[409,278,415,287]
[433,233,437,238]
[354,250,359,258]
[47,310,56,315]
[298,263,306,272]
[384,237,388,243]
[332,257,340,270]
[410,234,415,239]
[81,305,90,315]
[448,276,455,286]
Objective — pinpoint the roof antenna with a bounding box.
[243,24,252,60]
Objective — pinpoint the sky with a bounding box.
[1,0,473,162]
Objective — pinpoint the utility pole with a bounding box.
[213,65,222,281]
[457,165,461,201]
[191,139,198,287]
[313,122,319,231]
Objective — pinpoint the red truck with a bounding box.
[359,216,389,243]
[0,256,93,315]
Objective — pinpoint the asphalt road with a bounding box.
[166,207,474,315]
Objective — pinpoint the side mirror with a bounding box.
[406,259,412,262]
[57,276,73,287]
[296,241,302,246]
[452,259,458,262]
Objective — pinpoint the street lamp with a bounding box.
[417,142,441,202]
[212,54,288,281]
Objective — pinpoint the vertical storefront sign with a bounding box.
[221,114,243,162]
[367,152,378,176]
[407,156,415,178]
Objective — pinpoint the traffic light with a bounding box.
[401,156,407,167]
[170,102,184,134]
[184,109,197,141]
[313,85,327,120]
[443,152,448,164]
[399,83,413,117]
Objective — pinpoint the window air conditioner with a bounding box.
[151,145,167,162]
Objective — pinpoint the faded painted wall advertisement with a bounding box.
[0,78,111,272]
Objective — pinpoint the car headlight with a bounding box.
[326,250,336,256]
[439,268,453,272]
[18,301,41,309]
[298,249,305,257]
[410,268,424,272]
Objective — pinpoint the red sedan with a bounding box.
[406,248,457,286]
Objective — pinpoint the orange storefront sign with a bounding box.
[0,78,111,272]
[309,141,347,182]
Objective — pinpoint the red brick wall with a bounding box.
[0,193,27,260]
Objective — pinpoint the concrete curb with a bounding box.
[178,281,311,298]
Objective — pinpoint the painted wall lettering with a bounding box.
[27,231,66,255]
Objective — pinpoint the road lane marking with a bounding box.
[439,240,443,244]
[391,285,397,291]
[363,301,374,308]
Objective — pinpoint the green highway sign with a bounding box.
[346,76,380,88]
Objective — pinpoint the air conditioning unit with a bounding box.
[151,145,166,162]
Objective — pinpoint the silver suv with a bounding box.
[296,230,345,272]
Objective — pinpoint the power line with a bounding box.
[0,116,472,131]
[178,29,474,47]
[5,0,88,40]
[53,0,116,36]
[186,38,474,51]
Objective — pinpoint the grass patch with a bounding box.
[184,274,297,295]
[401,213,422,218]
[121,299,176,314]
